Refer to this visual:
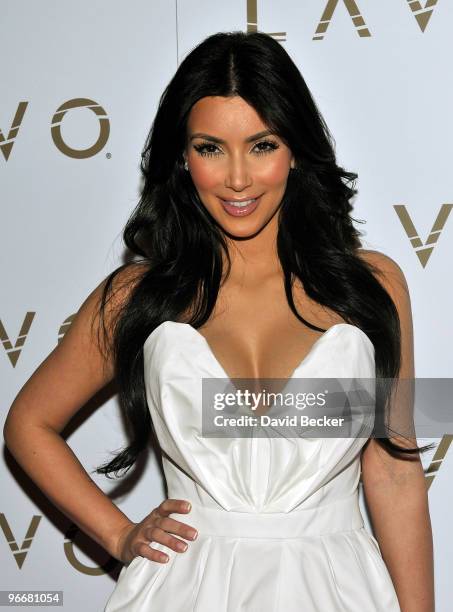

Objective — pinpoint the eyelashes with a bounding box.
[193,139,280,158]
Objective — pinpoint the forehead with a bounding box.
[187,96,267,135]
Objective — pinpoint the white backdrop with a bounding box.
[1,1,451,610]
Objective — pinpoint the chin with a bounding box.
[222,225,263,239]
[217,215,276,240]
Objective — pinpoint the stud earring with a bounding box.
[184,160,189,171]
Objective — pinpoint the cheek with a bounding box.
[257,156,291,187]
[188,161,220,191]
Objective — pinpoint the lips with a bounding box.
[218,194,262,217]
[221,198,257,208]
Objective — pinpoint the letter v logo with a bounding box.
[0,514,41,569]
[405,0,439,33]
[0,313,35,367]
[0,102,28,161]
[425,434,453,490]
[394,204,453,268]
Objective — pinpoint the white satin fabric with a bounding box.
[104,321,401,611]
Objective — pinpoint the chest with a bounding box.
[190,278,345,382]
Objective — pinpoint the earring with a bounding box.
[184,160,189,171]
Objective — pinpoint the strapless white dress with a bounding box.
[104,321,401,611]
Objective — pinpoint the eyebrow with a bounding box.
[188,129,274,144]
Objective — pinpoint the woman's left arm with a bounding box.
[359,251,435,612]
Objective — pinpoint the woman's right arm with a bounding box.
[3,265,197,564]
[3,269,141,560]
[4,265,195,565]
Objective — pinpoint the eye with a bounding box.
[192,139,280,158]
[193,142,220,158]
[253,139,280,155]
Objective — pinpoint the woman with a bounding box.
[4,31,434,611]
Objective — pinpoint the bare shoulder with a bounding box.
[357,246,415,375]
[77,261,151,367]
[356,248,413,346]
[92,261,151,322]
[356,248,411,301]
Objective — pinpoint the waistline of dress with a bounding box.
[175,492,364,539]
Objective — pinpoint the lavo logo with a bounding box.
[0,98,109,162]
[247,0,439,41]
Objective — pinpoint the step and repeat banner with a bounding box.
[1,1,451,610]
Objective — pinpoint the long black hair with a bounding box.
[92,30,434,478]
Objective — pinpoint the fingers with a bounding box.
[135,540,171,564]
[157,499,192,515]
[145,517,198,553]
[153,498,198,541]
[136,499,198,564]
[152,515,198,542]
[146,526,189,555]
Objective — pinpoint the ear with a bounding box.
[290,156,296,170]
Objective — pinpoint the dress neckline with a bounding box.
[143,321,374,384]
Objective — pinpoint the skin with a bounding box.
[184,95,295,247]
[3,95,434,610]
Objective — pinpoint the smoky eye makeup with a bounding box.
[192,139,280,158]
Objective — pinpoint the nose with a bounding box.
[224,154,252,191]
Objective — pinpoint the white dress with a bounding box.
[104,321,401,611]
